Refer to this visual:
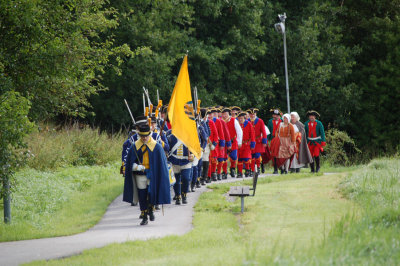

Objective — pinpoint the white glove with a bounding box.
[210,144,215,151]
[133,163,146,171]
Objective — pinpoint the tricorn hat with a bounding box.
[221,107,231,113]
[231,106,241,112]
[247,108,259,114]
[306,110,320,118]
[237,111,247,117]
[270,108,282,116]
[210,107,218,114]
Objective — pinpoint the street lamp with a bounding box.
[274,13,290,113]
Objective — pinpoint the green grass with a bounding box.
[0,163,123,241]
[28,170,354,265]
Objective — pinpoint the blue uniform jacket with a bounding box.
[151,130,170,153]
[167,133,191,166]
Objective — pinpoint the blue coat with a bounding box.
[167,133,191,166]
[122,134,139,162]
[151,130,170,153]
[123,139,171,205]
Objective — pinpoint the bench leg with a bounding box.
[241,196,244,213]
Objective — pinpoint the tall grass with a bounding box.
[25,123,126,170]
[0,163,123,241]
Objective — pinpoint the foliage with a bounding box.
[0,163,122,241]
[0,91,34,198]
[324,128,361,166]
[25,124,126,171]
[0,0,132,121]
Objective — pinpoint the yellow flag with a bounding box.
[168,55,201,159]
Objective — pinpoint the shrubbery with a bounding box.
[25,124,126,170]
[324,128,361,166]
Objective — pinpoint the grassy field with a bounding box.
[0,163,123,242]
[28,169,356,265]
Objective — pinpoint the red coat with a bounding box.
[208,119,219,158]
[225,117,239,150]
[212,117,228,158]
[250,117,268,153]
[238,120,255,159]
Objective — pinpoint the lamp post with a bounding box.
[274,13,290,113]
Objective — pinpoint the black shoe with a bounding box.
[206,177,211,183]
[148,207,155,222]
[173,195,177,200]
[140,211,148,225]
[217,173,222,180]
[310,162,315,173]
[230,168,236,178]
[257,167,260,175]
[222,173,227,179]
[139,213,144,219]
[316,167,320,173]
[280,169,284,175]
[175,196,181,205]
[211,173,217,181]
[191,183,195,192]
[273,170,278,175]
[182,193,188,204]
[237,172,243,178]
[289,168,295,174]
[131,202,137,206]
[155,205,160,210]
[296,168,300,173]
[201,178,206,185]
[196,181,201,188]
[261,164,265,173]
[245,169,249,177]
[284,170,288,174]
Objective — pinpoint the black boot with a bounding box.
[280,168,284,175]
[230,168,236,178]
[261,164,265,173]
[206,177,211,183]
[140,210,148,225]
[201,178,206,185]
[296,168,300,173]
[196,180,201,188]
[217,173,222,180]
[245,169,249,177]
[310,162,315,173]
[257,167,260,175]
[315,156,320,173]
[191,183,195,192]
[148,205,155,221]
[222,172,227,179]
[131,202,137,206]
[175,195,181,205]
[182,193,188,204]
[211,172,217,181]
[273,159,278,174]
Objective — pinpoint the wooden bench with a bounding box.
[228,166,259,213]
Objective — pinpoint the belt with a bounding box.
[133,171,146,175]
[307,136,321,140]
[171,154,189,160]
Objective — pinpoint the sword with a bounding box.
[124,99,136,125]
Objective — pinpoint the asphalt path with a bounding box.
[0,174,264,266]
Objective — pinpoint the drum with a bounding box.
[167,162,176,186]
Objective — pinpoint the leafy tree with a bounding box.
[0,0,132,121]
[0,91,35,223]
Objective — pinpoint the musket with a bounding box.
[143,93,146,115]
[143,87,152,107]
[124,99,136,125]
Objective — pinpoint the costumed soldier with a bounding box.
[304,110,326,173]
[167,132,194,204]
[248,108,268,175]
[237,111,255,178]
[231,106,241,119]
[190,122,208,191]
[214,107,231,180]
[203,108,219,184]
[196,109,211,186]
[209,108,226,181]
[123,124,171,225]
[221,107,243,178]
[150,115,170,153]
[160,105,171,132]
[267,109,283,174]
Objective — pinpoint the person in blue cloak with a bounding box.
[124,124,171,225]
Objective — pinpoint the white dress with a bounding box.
[290,124,305,169]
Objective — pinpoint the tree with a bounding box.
[0,91,34,223]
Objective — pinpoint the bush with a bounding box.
[324,128,361,166]
[25,123,126,170]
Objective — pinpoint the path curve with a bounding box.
[0,175,260,266]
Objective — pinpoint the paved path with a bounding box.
[0,175,263,266]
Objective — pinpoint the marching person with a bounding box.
[304,110,326,173]
[231,106,241,119]
[270,113,296,174]
[167,132,193,205]
[267,108,283,174]
[237,111,255,178]
[221,107,243,178]
[150,115,170,153]
[203,108,219,184]
[290,112,313,172]
[248,108,268,175]
[123,124,171,225]
[215,107,231,180]
[190,121,208,191]
[209,108,227,181]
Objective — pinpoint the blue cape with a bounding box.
[123,142,171,205]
